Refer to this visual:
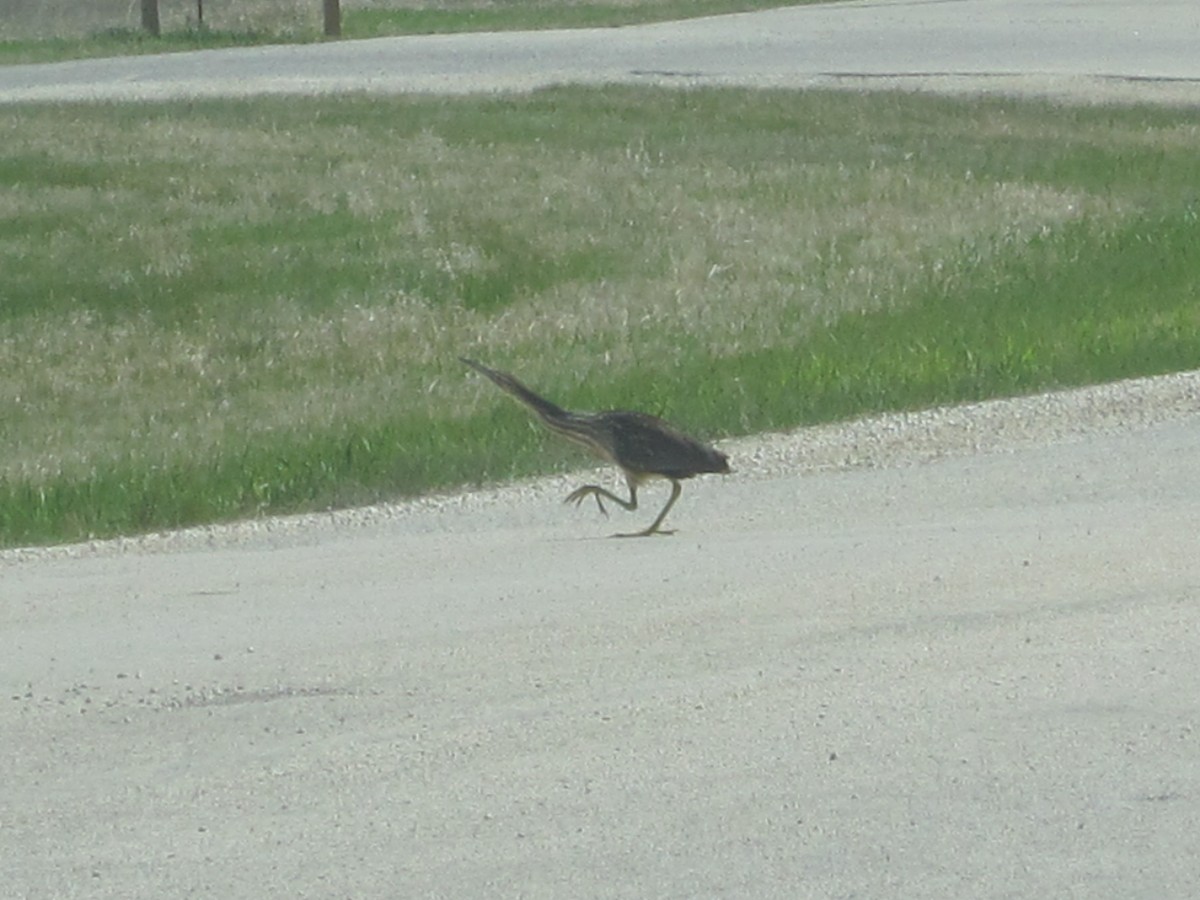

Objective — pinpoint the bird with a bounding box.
[461,357,730,537]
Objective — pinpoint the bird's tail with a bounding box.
[460,358,570,425]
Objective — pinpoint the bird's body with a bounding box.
[461,358,729,536]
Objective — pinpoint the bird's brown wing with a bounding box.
[600,411,729,480]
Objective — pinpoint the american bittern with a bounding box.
[462,358,730,537]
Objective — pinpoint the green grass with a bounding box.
[0,27,281,66]
[346,0,814,38]
[0,0,830,66]
[1,87,1198,548]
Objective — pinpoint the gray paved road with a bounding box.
[2,0,1199,102]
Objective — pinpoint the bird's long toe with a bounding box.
[564,485,608,516]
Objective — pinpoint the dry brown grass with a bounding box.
[0,90,1114,488]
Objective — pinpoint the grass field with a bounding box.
[2,86,1198,547]
[0,0,827,65]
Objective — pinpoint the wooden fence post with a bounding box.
[141,0,161,37]
[324,0,341,37]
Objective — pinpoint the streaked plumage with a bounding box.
[462,358,729,536]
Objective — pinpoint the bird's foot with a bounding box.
[564,485,608,517]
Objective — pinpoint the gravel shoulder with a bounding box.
[4,369,1198,564]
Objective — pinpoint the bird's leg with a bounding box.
[615,479,681,538]
[564,481,637,519]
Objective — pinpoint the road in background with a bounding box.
[2,0,1199,102]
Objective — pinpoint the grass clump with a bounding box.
[1,87,1198,547]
